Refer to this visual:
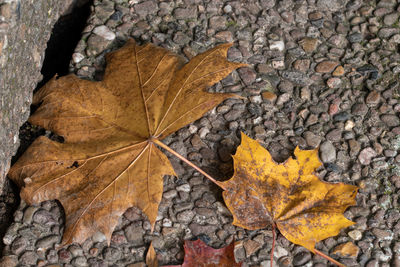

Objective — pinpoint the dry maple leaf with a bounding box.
[146,242,158,267]
[161,239,241,267]
[8,39,245,245]
[221,132,358,253]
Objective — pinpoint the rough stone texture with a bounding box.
[0,0,85,193]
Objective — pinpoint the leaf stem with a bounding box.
[271,224,276,267]
[152,139,226,190]
[313,249,345,267]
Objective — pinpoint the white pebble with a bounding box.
[249,95,262,104]
[72,53,84,64]
[93,25,116,41]
[92,231,106,243]
[272,60,285,69]
[188,125,198,134]
[176,183,191,192]
[348,230,362,240]
[162,218,172,227]
[223,4,232,13]
[253,117,263,124]
[269,40,285,51]
[198,127,209,138]
[344,120,355,131]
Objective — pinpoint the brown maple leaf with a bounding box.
[8,39,245,245]
[221,133,357,257]
[156,239,241,267]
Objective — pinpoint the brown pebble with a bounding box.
[308,11,323,20]
[366,90,381,105]
[262,91,277,103]
[299,37,319,52]
[315,61,339,73]
[215,31,233,42]
[293,59,310,72]
[332,65,345,76]
[89,247,99,256]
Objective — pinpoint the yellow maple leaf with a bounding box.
[221,132,358,252]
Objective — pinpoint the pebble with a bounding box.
[176,184,191,192]
[299,37,319,52]
[36,235,59,249]
[103,247,121,262]
[19,251,38,266]
[348,230,362,240]
[276,93,291,105]
[209,16,227,31]
[348,32,363,43]
[224,109,243,121]
[71,256,88,267]
[344,120,355,131]
[380,114,400,127]
[326,77,342,88]
[352,103,368,116]
[134,1,157,17]
[198,127,210,138]
[58,249,71,262]
[390,34,400,43]
[315,61,339,73]
[262,91,277,103]
[326,129,342,142]
[11,237,28,255]
[176,210,195,223]
[234,241,246,262]
[174,7,197,19]
[383,13,399,25]
[124,224,144,245]
[384,150,397,157]
[333,112,350,122]
[280,71,313,86]
[332,65,345,76]
[358,147,377,165]
[293,59,310,72]
[372,228,394,241]
[93,25,116,41]
[303,131,321,148]
[319,141,336,163]
[32,209,56,225]
[272,59,285,69]
[292,251,311,266]
[72,53,85,64]
[215,31,233,42]
[269,40,285,51]
[223,5,232,13]
[243,239,262,256]
[366,91,381,105]
[189,223,217,237]
[163,189,177,199]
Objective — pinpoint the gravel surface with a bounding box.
[2,0,400,266]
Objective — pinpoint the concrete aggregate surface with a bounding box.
[2,0,400,266]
